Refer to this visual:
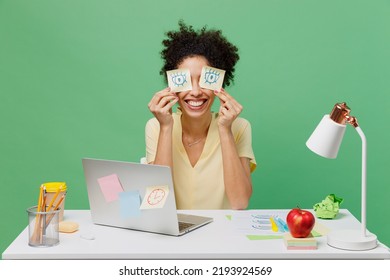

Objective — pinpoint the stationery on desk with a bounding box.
[228,210,327,249]
[3,209,390,260]
[29,184,67,247]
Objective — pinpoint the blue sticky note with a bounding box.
[119,191,141,218]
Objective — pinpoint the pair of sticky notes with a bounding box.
[97,174,141,217]
[120,186,170,217]
[167,66,225,92]
[97,174,169,218]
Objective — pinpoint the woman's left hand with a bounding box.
[214,88,243,129]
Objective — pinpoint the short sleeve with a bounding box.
[233,118,257,172]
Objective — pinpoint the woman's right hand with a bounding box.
[148,87,178,127]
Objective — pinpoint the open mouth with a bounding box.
[185,99,208,110]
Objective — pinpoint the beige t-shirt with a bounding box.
[145,111,256,209]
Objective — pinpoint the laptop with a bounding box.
[82,158,213,236]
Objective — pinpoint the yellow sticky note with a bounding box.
[199,66,225,90]
[140,185,169,209]
[166,69,192,92]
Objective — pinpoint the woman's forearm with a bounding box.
[153,125,174,170]
[219,128,252,210]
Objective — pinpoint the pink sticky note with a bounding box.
[97,174,124,202]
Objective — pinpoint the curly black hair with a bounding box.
[160,20,239,87]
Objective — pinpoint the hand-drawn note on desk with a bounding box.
[119,191,141,218]
[140,185,169,209]
[97,173,124,202]
[230,210,288,240]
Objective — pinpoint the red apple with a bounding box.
[286,208,315,238]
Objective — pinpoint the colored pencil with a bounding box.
[45,193,66,227]
[47,185,62,212]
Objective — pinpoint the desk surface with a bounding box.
[3,209,390,259]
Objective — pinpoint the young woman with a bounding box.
[146,21,256,210]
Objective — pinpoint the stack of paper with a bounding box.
[283,233,317,250]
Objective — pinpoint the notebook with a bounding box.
[82,158,213,236]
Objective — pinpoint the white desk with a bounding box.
[2,209,390,259]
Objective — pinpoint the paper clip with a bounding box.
[252,219,271,224]
[251,214,272,219]
[252,224,272,230]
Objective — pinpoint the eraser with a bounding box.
[59,221,79,233]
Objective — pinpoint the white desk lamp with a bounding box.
[306,102,377,250]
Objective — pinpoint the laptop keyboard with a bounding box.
[179,222,194,232]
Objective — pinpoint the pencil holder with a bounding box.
[27,206,60,247]
[44,182,67,221]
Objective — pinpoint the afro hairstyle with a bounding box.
[160,20,239,87]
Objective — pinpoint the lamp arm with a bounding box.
[355,126,367,237]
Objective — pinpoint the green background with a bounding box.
[1,0,389,257]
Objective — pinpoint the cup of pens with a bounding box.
[27,205,61,247]
[27,182,67,247]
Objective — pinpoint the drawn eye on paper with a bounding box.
[199,66,225,90]
[171,72,187,87]
[166,69,192,92]
[204,68,220,84]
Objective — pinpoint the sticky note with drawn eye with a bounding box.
[199,66,225,90]
[166,68,192,92]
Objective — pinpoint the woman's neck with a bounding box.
[181,112,212,138]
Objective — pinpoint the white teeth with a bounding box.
[187,100,204,107]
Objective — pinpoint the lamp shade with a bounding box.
[306,114,346,159]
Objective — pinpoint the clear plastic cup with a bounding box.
[27,206,60,247]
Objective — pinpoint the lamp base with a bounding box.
[327,230,377,251]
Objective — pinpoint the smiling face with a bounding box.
[176,56,215,120]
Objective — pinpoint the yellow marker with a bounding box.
[270,217,279,232]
